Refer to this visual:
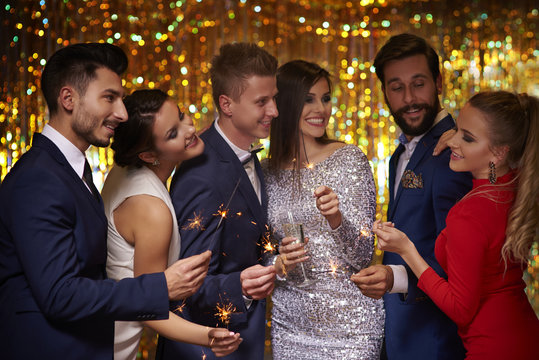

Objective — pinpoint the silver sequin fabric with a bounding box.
[263,145,385,360]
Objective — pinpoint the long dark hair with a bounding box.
[111,89,168,168]
[268,60,336,172]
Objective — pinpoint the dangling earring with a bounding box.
[152,159,160,166]
[488,161,497,184]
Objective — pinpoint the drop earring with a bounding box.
[153,159,160,166]
[488,161,497,184]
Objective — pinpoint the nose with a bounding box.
[267,98,279,118]
[114,99,128,122]
[446,130,458,149]
[403,85,416,105]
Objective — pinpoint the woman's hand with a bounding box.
[314,185,342,229]
[372,220,413,255]
[207,328,243,357]
[275,236,309,277]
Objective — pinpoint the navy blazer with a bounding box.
[157,122,268,359]
[383,115,472,359]
[0,133,170,359]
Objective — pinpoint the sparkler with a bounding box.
[329,259,340,278]
[182,211,205,231]
[173,300,186,314]
[207,177,242,251]
[215,296,236,328]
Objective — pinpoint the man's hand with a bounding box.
[165,250,211,301]
[350,264,394,300]
[240,264,276,300]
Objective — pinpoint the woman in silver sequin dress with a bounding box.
[263,60,385,359]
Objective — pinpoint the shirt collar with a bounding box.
[398,108,448,146]
[214,118,252,163]
[41,124,87,178]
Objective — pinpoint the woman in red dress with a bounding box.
[374,91,539,359]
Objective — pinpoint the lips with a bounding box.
[450,151,463,160]
[305,117,325,126]
[185,135,198,149]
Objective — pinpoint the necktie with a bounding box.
[83,160,100,200]
[241,147,263,203]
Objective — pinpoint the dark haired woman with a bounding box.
[263,60,384,358]
[101,89,242,359]
[374,91,539,359]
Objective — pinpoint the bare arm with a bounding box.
[114,195,241,356]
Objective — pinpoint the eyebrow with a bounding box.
[386,74,428,85]
[103,88,124,98]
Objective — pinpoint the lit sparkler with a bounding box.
[173,300,186,314]
[329,259,340,278]
[305,162,315,169]
[215,298,236,328]
[182,211,205,231]
[360,228,372,237]
[207,178,242,251]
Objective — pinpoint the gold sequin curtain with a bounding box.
[1,1,537,357]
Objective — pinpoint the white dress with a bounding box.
[102,165,180,360]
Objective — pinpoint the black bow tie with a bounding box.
[241,146,264,166]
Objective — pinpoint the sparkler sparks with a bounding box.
[213,205,229,220]
[207,178,242,251]
[182,211,205,231]
[360,228,372,237]
[329,259,339,277]
[305,162,315,169]
[215,300,236,327]
[173,300,186,314]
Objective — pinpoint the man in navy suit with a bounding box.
[157,43,278,359]
[352,34,472,359]
[0,43,210,359]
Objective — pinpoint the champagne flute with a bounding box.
[282,211,313,288]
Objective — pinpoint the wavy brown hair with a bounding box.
[467,91,539,264]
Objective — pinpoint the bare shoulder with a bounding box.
[114,195,172,243]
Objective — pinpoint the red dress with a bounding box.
[418,171,539,359]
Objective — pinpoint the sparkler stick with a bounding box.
[207,177,242,251]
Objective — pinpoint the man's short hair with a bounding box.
[41,43,128,115]
[374,33,440,86]
[210,42,277,112]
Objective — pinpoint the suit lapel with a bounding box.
[205,124,266,232]
[32,134,107,225]
[388,115,455,220]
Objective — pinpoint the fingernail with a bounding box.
[229,331,235,336]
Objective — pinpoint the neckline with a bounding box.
[281,143,349,171]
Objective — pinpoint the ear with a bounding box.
[138,151,157,165]
[59,86,76,112]
[219,94,233,117]
[435,74,442,95]
[491,145,509,165]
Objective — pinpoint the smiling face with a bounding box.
[299,78,332,140]
[382,54,441,139]
[447,103,499,179]
[222,75,278,149]
[70,67,127,150]
[151,100,204,166]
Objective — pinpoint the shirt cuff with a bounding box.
[388,264,408,294]
[242,295,253,309]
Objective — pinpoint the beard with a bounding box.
[388,95,440,137]
[71,104,112,148]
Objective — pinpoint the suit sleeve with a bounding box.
[405,149,472,301]
[418,207,486,327]
[8,166,169,322]
[171,171,245,313]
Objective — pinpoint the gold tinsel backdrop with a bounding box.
[1,0,538,358]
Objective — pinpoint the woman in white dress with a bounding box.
[263,60,385,359]
[101,89,242,359]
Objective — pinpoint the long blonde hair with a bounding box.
[467,91,539,264]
